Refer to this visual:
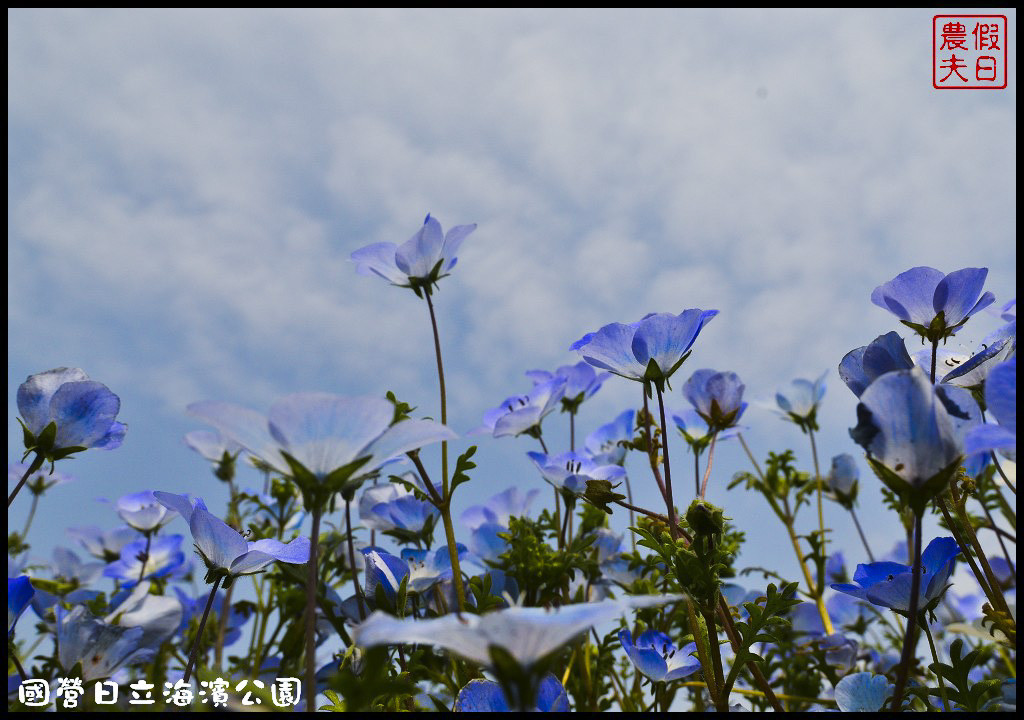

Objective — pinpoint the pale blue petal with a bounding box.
[573,322,647,380]
[17,367,89,435]
[153,491,198,525]
[190,507,247,571]
[619,628,668,681]
[834,672,893,712]
[441,223,476,272]
[934,267,990,326]
[350,242,407,284]
[188,401,289,474]
[985,357,1016,434]
[50,381,121,449]
[632,310,715,375]
[395,215,445,277]
[363,418,458,471]
[229,550,278,576]
[248,536,310,564]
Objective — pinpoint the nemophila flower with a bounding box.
[526,362,610,412]
[589,528,637,588]
[834,672,894,712]
[116,490,177,533]
[775,371,827,432]
[350,214,476,294]
[7,461,73,494]
[850,368,974,498]
[174,587,253,646]
[454,674,569,712]
[16,367,126,457]
[571,309,718,390]
[933,321,1015,392]
[103,535,187,588]
[462,487,539,531]
[188,393,456,505]
[839,332,915,398]
[672,408,739,455]
[527,451,626,496]
[8,576,33,635]
[359,476,438,535]
[67,526,138,562]
[470,377,567,438]
[362,547,410,603]
[56,604,155,682]
[584,409,635,465]
[999,299,1016,322]
[682,369,747,433]
[185,429,241,463]
[154,492,310,588]
[51,547,104,588]
[831,536,960,613]
[827,453,859,505]
[871,266,995,342]
[353,595,682,668]
[965,356,1016,461]
[105,580,183,649]
[618,628,701,682]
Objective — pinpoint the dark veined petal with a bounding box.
[920,537,960,578]
[870,266,945,325]
[839,346,871,397]
[631,310,717,376]
[864,571,915,612]
[16,367,90,435]
[534,673,570,712]
[50,381,121,449]
[454,679,509,712]
[664,641,702,681]
[933,267,991,326]
[853,561,909,588]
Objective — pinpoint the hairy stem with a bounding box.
[184,576,222,683]
[654,385,679,540]
[890,511,923,710]
[848,507,875,562]
[8,453,44,509]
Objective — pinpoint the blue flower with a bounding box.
[827,453,859,504]
[831,536,960,613]
[850,368,972,495]
[351,214,476,294]
[527,451,626,495]
[470,377,567,438]
[839,332,915,398]
[8,576,34,636]
[116,490,177,533]
[682,368,747,433]
[352,595,682,668]
[834,672,894,712]
[359,475,439,535]
[104,580,184,649]
[775,371,827,432]
[618,628,700,682]
[188,393,456,503]
[526,362,610,412]
[154,492,310,588]
[57,604,156,682]
[871,266,995,341]
[589,528,637,588]
[7,461,74,493]
[461,487,540,530]
[936,321,1015,391]
[16,367,126,456]
[67,525,143,562]
[454,674,569,712]
[965,356,1015,461]
[184,429,242,464]
[362,547,411,604]
[583,409,635,465]
[173,586,253,646]
[571,309,718,389]
[671,409,739,455]
[103,535,187,588]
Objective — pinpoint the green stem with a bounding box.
[702,605,727,712]
[136,533,153,586]
[808,428,827,570]
[654,385,679,540]
[641,388,670,507]
[184,576,222,683]
[694,450,701,499]
[424,291,448,495]
[439,504,467,612]
[890,511,923,710]
[778,496,834,634]
[848,507,875,561]
[345,500,366,620]
[8,453,44,509]
[699,432,718,500]
[214,582,233,670]
[21,493,39,539]
[922,619,950,711]
[304,507,322,705]
[990,452,1015,493]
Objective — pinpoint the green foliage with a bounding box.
[448,445,477,496]
[919,638,1002,711]
[723,582,801,703]
[322,646,418,712]
[495,516,596,607]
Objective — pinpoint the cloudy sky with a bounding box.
[8,9,1016,584]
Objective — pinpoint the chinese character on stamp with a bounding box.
[933,15,1007,89]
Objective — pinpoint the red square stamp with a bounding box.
[933,15,1008,89]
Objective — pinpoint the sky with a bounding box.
[7,9,1016,594]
